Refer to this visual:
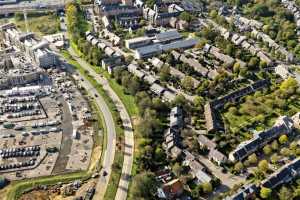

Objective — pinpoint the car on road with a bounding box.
[102,170,107,176]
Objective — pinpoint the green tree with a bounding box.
[271,153,279,164]
[280,147,290,157]
[179,11,194,22]
[271,140,279,150]
[248,153,258,164]
[293,188,300,198]
[66,2,87,42]
[202,182,213,193]
[248,57,259,70]
[173,163,182,177]
[258,160,269,172]
[159,65,170,82]
[263,145,272,155]
[234,162,244,172]
[154,146,165,162]
[279,134,288,144]
[209,10,218,18]
[193,96,204,110]
[254,168,265,180]
[129,172,157,199]
[128,77,140,95]
[260,187,272,199]
[278,186,292,200]
[280,77,298,91]
[181,76,194,92]
[259,61,267,69]
[233,62,240,74]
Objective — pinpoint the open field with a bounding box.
[14,11,60,36]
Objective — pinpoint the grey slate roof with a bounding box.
[155,30,182,43]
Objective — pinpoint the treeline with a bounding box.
[65,1,88,45]
[66,2,103,66]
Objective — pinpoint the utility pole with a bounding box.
[23,9,29,33]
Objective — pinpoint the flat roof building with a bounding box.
[125,36,152,49]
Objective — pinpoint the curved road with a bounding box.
[59,57,117,199]
[68,47,134,200]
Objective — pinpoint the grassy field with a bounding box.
[0,17,14,25]
[14,11,60,36]
[89,100,105,171]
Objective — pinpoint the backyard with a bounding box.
[220,78,300,152]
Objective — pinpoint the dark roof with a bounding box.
[261,157,300,189]
[231,116,292,161]
[155,30,182,43]
[227,184,258,200]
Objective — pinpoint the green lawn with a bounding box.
[14,11,60,36]
[90,100,106,170]
[0,17,14,25]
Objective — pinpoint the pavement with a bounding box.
[67,47,134,200]
[197,155,245,188]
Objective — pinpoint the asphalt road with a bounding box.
[67,47,134,200]
[0,0,65,15]
[59,57,117,199]
[78,73,117,199]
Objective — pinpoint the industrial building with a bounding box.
[0,23,58,68]
[126,30,198,59]
[0,53,45,90]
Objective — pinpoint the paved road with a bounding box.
[79,74,117,199]
[0,1,65,15]
[59,57,117,199]
[197,155,245,188]
[0,0,93,15]
[68,47,134,200]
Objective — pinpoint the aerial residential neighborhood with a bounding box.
[1,0,300,200]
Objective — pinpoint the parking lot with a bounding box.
[0,67,94,180]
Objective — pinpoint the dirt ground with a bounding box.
[19,191,52,200]
[19,179,97,200]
